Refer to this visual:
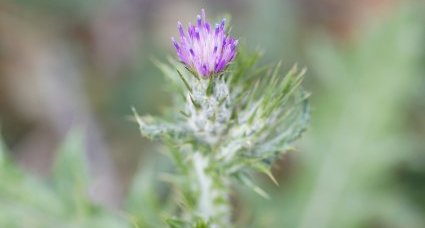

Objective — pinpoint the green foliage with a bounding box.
[52,132,92,215]
[125,156,170,228]
[0,132,128,228]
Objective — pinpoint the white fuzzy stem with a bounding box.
[192,152,230,227]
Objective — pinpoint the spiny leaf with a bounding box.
[230,47,262,85]
[177,69,193,93]
[189,95,202,110]
[133,108,182,139]
[235,173,270,199]
[252,163,279,186]
[280,64,304,96]
[244,63,273,82]
[269,61,282,86]
[179,110,191,118]
[206,77,215,96]
[184,66,200,81]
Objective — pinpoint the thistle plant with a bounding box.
[134,9,310,227]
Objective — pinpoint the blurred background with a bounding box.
[0,0,425,227]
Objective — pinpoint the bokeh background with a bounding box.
[1,0,425,227]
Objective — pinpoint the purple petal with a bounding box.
[195,30,200,40]
[177,21,185,37]
[219,19,226,31]
[197,15,202,27]
[201,64,208,76]
[215,24,220,36]
[205,22,211,33]
[171,37,179,49]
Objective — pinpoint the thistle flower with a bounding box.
[137,8,310,227]
[172,9,238,78]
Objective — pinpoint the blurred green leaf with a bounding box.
[126,158,165,228]
[51,129,92,217]
[0,133,129,227]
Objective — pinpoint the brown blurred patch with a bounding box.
[0,2,123,209]
[296,0,395,41]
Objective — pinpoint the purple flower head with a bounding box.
[172,9,238,78]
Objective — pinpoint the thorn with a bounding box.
[176,69,192,93]
[131,107,147,135]
[189,95,201,110]
[206,77,215,96]
[179,110,190,118]
[265,171,280,186]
